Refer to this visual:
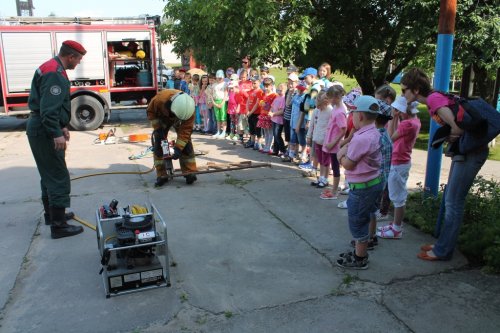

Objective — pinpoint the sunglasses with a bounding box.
[242,61,248,64]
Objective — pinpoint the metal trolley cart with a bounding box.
[96,201,171,297]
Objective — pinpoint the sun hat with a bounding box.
[230,73,239,81]
[215,69,225,79]
[377,100,393,119]
[288,73,299,81]
[352,95,380,114]
[391,96,419,114]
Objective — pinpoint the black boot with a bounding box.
[185,174,197,185]
[42,198,75,225]
[50,207,84,239]
[155,176,169,187]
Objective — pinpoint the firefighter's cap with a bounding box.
[170,92,195,120]
[63,40,87,55]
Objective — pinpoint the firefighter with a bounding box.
[26,40,86,239]
[147,90,198,186]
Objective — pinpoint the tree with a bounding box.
[160,0,312,71]
[453,0,500,103]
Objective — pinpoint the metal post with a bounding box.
[425,0,456,196]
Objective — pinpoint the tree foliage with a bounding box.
[161,0,499,97]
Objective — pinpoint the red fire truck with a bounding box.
[0,16,162,130]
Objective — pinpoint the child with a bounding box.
[183,72,191,94]
[374,84,397,220]
[269,83,287,156]
[320,85,347,199]
[257,77,277,153]
[211,70,228,139]
[306,90,333,188]
[198,75,210,133]
[245,77,264,149]
[190,74,201,131]
[318,62,332,88]
[237,71,252,143]
[362,98,394,250]
[337,87,363,209]
[206,73,217,135]
[377,96,421,239]
[226,80,241,140]
[282,73,299,158]
[336,95,383,269]
[283,82,307,162]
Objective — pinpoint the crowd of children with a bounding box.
[170,61,424,270]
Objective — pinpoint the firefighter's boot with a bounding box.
[42,198,75,225]
[50,207,83,239]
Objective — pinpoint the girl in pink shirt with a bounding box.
[320,85,347,199]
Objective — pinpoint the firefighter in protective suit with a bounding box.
[147,90,198,186]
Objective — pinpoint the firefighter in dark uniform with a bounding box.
[146,90,198,186]
[26,40,86,239]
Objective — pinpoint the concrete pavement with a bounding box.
[0,111,499,333]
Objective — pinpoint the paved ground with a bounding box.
[0,111,499,333]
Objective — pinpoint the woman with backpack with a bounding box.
[400,68,490,261]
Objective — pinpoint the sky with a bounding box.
[0,0,166,17]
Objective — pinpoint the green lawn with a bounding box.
[269,67,500,161]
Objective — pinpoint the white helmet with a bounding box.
[171,93,195,120]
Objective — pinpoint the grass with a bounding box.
[269,67,500,161]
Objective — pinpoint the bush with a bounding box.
[405,177,500,273]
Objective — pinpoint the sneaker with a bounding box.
[320,190,337,200]
[376,225,403,239]
[253,143,261,150]
[340,188,350,195]
[317,180,328,188]
[244,141,254,148]
[212,131,221,139]
[350,238,377,251]
[336,252,369,270]
[225,134,234,141]
[298,161,312,170]
[232,135,240,142]
[281,155,292,162]
[337,200,348,209]
[310,179,320,186]
[377,222,394,232]
[218,131,226,139]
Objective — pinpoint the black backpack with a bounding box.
[431,92,500,154]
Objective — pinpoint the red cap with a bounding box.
[62,40,87,55]
[178,68,186,73]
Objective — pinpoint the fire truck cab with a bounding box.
[0,16,162,130]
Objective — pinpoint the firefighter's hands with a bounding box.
[171,146,182,160]
[62,127,70,141]
[54,136,67,151]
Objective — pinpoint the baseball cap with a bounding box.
[230,73,239,81]
[286,65,298,73]
[352,95,380,114]
[296,82,307,91]
[251,75,260,82]
[288,73,299,81]
[267,75,275,83]
[260,66,270,73]
[216,69,225,78]
[391,96,419,113]
[299,67,318,79]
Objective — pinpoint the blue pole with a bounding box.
[425,33,454,196]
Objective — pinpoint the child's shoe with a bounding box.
[244,141,254,148]
[320,190,337,200]
[212,131,221,139]
[336,252,369,270]
[337,200,348,209]
[376,225,402,239]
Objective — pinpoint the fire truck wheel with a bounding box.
[69,95,105,131]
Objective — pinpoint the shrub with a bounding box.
[405,177,500,273]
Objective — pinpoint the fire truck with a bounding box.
[0,16,162,130]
